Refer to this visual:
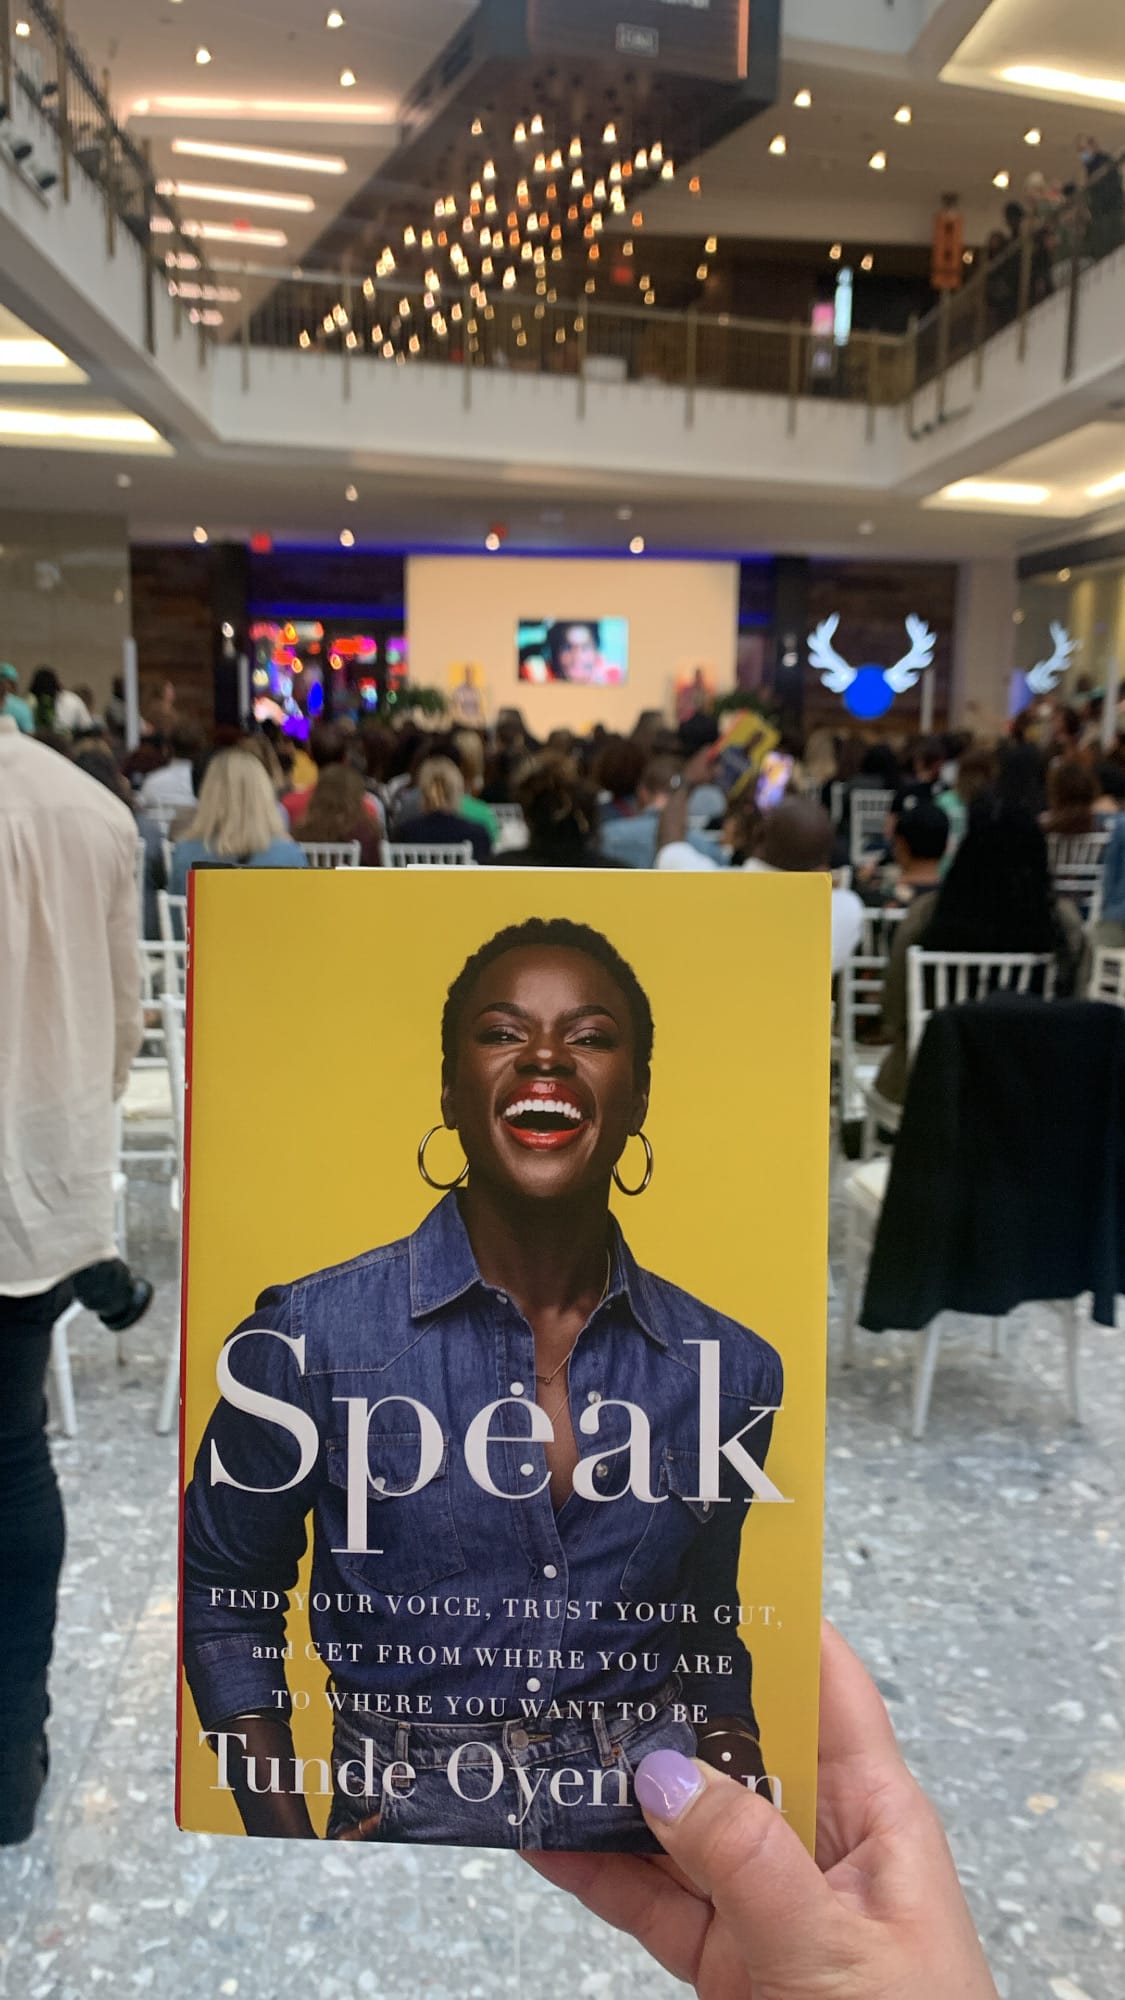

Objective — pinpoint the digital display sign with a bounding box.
[528,0,751,81]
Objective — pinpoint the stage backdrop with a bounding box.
[407,555,738,733]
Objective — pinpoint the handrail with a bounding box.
[1,0,216,356]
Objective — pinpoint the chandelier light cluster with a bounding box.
[293,102,698,365]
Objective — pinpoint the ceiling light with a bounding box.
[603,120,617,144]
[171,140,346,175]
[168,282,242,302]
[635,147,648,171]
[326,7,344,24]
[340,69,356,88]
[485,532,501,551]
[769,135,787,156]
[514,121,527,143]
[858,519,875,535]
[193,525,208,544]
[941,479,1049,505]
[156,180,314,213]
[643,290,655,305]
[861,253,874,271]
[660,160,675,179]
[894,105,911,124]
[0,337,70,368]
[993,170,1010,189]
[1057,567,1072,582]
[139,95,388,118]
[1087,470,1125,499]
[1023,127,1041,146]
[0,408,163,445]
[704,235,717,255]
[629,535,645,554]
[530,113,544,136]
[471,117,483,136]
[869,150,887,171]
[150,218,289,246]
[794,88,812,108]
[345,483,358,502]
[116,473,132,488]
[829,242,842,260]
[483,159,496,181]
[339,529,355,547]
[1001,64,1125,107]
[696,263,708,280]
[15,19,30,35]
[195,47,212,66]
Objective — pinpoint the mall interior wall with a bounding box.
[406,555,740,734]
[0,509,131,710]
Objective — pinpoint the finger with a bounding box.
[817,1620,904,1775]
[634,1753,843,1991]
[525,1850,712,1986]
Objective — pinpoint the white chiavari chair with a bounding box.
[299,841,362,869]
[849,788,894,872]
[387,843,476,868]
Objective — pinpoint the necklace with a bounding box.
[534,1251,612,1387]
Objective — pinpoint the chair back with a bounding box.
[860,904,907,957]
[157,890,189,995]
[145,801,183,837]
[1051,857,1106,925]
[1090,947,1125,1008]
[160,994,187,1168]
[387,842,476,868]
[1048,830,1110,871]
[849,788,893,870]
[829,780,846,829]
[134,837,147,937]
[906,947,1057,1055]
[837,953,890,1123]
[299,840,362,869]
[491,804,528,853]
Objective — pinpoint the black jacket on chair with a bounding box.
[861,996,1125,1331]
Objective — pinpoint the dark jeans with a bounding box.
[0,1286,69,1740]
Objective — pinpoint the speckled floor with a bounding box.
[0,1169,1122,2000]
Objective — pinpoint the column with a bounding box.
[950,558,1018,733]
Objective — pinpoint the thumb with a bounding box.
[634,1751,841,1990]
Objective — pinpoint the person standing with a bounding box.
[1077,133,1124,260]
[0,716,148,1845]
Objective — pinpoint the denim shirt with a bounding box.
[182,1194,783,1734]
[1102,815,1125,927]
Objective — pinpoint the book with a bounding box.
[177,867,829,1853]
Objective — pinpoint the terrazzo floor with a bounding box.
[0,1171,1122,2000]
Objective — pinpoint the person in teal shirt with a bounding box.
[0,664,34,733]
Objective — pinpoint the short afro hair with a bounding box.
[442,918,654,1084]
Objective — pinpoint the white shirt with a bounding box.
[139,758,196,813]
[54,688,92,734]
[656,845,865,972]
[0,719,143,1294]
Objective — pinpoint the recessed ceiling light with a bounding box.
[829,242,842,260]
[485,532,501,551]
[139,95,388,118]
[0,337,70,368]
[156,180,315,213]
[1002,63,1125,107]
[1087,470,1125,499]
[0,408,163,445]
[1057,567,1072,582]
[339,528,355,547]
[704,234,717,254]
[195,47,212,66]
[149,218,289,247]
[629,535,645,555]
[14,19,30,35]
[616,505,633,521]
[769,134,787,155]
[171,139,346,174]
[340,69,356,88]
[894,105,912,124]
[794,88,812,108]
[326,8,344,25]
[869,150,887,171]
[116,473,132,488]
[858,519,875,535]
[344,482,358,502]
[940,479,1049,505]
[860,253,874,271]
[1023,127,1041,145]
[193,524,208,544]
[993,170,1010,188]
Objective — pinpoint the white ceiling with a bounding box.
[945,0,1125,111]
[925,419,1125,518]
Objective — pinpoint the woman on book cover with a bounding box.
[182,918,783,1850]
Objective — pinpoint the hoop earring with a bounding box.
[417,1126,469,1191]
[612,1132,654,1197]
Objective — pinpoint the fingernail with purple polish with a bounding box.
[634,1750,704,1822]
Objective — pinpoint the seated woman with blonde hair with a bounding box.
[393,755,492,861]
[170,749,307,894]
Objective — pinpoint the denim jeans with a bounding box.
[0,1286,69,1741]
[325,1683,694,1851]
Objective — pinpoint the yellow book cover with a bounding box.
[177,868,828,1852]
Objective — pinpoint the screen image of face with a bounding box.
[518,617,629,686]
